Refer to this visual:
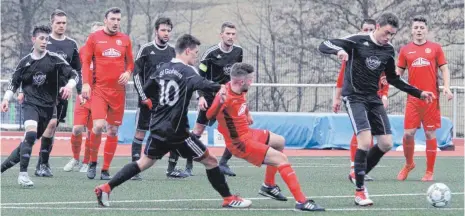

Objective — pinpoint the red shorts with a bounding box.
[226,129,270,167]
[404,98,441,130]
[91,88,125,126]
[73,96,93,129]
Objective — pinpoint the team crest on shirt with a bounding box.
[102,48,121,57]
[223,64,233,75]
[425,48,431,53]
[116,39,122,46]
[238,103,247,116]
[33,72,46,86]
[412,57,431,67]
[365,56,381,70]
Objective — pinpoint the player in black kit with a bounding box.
[0,25,79,188]
[318,13,435,206]
[94,34,252,209]
[170,22,243,177]
[24,10,81,177]
[130,17,183,180]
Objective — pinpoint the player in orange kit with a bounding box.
[81,7,134,180]
[64,22,104,173]
[332,18,389,182]
[396,16,453,182]
[207,63,325,212]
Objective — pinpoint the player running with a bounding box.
[332,18,389,182]
[396,16,453,182]
[94,34,251,209]
[63,21,104,173]
[319,13,435,206]
[0,25,78,188]
[81,7,134,180]
[206,62,325,211]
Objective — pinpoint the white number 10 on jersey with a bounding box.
[159,80,180,106]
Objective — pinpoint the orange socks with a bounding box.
[70,134,82,160]
[103,135,118,171]
[83,137,91,164]
[403,137,415,165]
[278,164,306,203]
[426,138,437,173]
[264,165,278,187]
[90,132,102,163]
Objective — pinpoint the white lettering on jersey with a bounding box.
[102,48,121,57]
[412,57,431,67]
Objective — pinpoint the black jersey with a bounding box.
[7,51,79,107]
[133,42,176,101]
[47,36,82,93]
[143,58,221,143]
[197,43,242,98]
[319,33,422,99]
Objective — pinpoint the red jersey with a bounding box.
[207,83,250,143]
[397,41,447,100]
[82,30,134,91]
[336,61,389,97]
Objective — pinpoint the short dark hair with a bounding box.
[412,16,427,26]
[50,9,67,23]
[32,25,52,37]
[361,18,376,29]
[105,7,121,18]
[155,17,173,30]
[175,34,201,54]
[377,12,399,28]
[221,22,236,33]
[231,63,254,77]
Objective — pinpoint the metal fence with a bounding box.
[0,79,463,138]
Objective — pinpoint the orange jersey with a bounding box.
[397,41,447,100]
[207,83,250,143]
[336,61,389,97]
[82,30,134,91]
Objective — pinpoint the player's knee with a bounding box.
[24,131,37,144]
[106,125,118,136]
[201,154,219,169]
[72,126,85,135]
[404,130,416,139]
[137,154,155,171]
[270,134,285,151]
[135,130,146,140]
[193,124,206,136]
[378,141,393,152]
[424,130,436,140]
[93,122,105,133]
[47,119,58,130]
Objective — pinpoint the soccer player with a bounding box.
[63,21,104,173]
[206,62,325,211]
[81,7,134,180]
[184,21,243,177]
[94,34,252,208]
[319,13,435,206]
[15,10,81,177]
[0,25,78,187]
[332,18,389,182]
[131,17,183,180]
[396,16,453,182]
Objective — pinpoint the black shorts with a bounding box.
[144,133,208,161]
[342,95,391,136]
[22,103,54,139]
[196,95,216,126]
[135,105,152,131]
[55,98,68,123]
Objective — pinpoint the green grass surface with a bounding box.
[1,156,464,216]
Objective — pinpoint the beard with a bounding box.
[158,35,168,45]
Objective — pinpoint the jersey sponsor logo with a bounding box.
[365,56,381,70]
[102,48,121,57]
[425,48,431,54]
[56,51,68,60]
[412,57,431,67]
[238,103,247,116]
[97,41,107,44]
[116,39,122,46]
[223,64,233,75]
[33,72,47,86]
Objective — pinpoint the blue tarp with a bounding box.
[118,111,454,150]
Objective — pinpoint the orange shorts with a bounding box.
[73,96,93,129]
[226,129,270,167]
[404,99,441,130]
[91,88,125,126]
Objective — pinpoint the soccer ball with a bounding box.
[427,183,451,207]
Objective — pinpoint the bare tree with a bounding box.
[136,0,173,42]
[123,0,135,36]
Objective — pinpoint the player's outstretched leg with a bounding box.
[95,155,155,207]
[1,144,21,173]
[397,130,416,181]
[198,150,251,208]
